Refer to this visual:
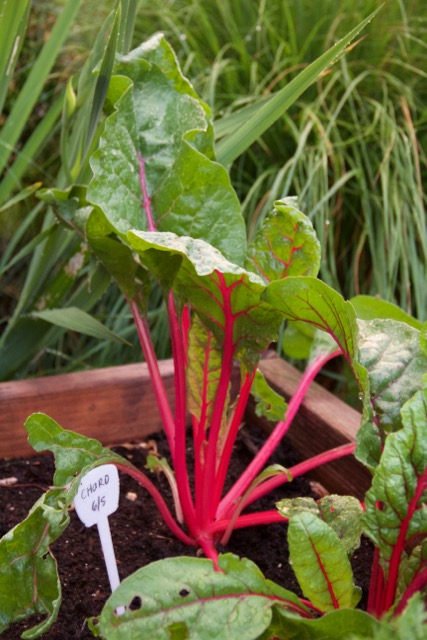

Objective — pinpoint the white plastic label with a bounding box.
[74,464,120,527]
[74,464,124,614]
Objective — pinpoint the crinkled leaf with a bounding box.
[90,553,311,639]
[363,387,427,576]
[87,34,246,265]
[251,369,287,422]
[31,307,131,345]
[288,511,361,612]
[127,230,283,368]
[357,319,427,433]
[351,295,422,331]
[0,489,69,638]
[245,198,320,283]
[25,413,131,489]
[397,540,427,602]
[278,495,363,556]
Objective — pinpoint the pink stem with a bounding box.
[394,568,427,616]
[383,467,427,612]
[208,509,287,535]
[167,292,196,533]
[115,462,195,546]
[218,349,342,519]
[212,371,255,515]
[201,273,235,528]
[130,299,176,456]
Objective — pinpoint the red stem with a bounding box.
[115,462,195,546]
[130,299,176,456]
[394,567,427,616]
[208,509,287,535]
[218,349,342,520]
[236,443,356,511]
[383,467,427,612]
[212,371,255,515]
[200,273,235,528]
[167,292,196,533]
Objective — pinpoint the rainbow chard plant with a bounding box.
[1,29,426,639]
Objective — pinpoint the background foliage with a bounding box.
[0,0,426,380]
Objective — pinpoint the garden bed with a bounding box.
[0,422,373,639]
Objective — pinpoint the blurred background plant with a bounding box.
[1,0,426,381]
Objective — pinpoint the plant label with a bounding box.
[74,464,125,614]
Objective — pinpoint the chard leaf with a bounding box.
[127,231,283,368]
[263,277,358,364]
[87,34,246,265]
[288,511,361,612]
[90,553,311,639]
[397,540,427,602]
[278,495,363,555]
[186,316,225,431]
[0,489,69,638]
[363,387,427,585]
[351,296,422,331]
[25,413,131,489]
[357,319,427,433]
[347,594,427,640]
[264,607,380,639]
[251,369,287,422]
[245,198,320,283]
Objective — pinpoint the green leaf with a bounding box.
[127,230,283,367]
[278,495,363,556]
[351,296,423,331]
[0,489,69,638]
[91,553,311,639]
[288,511,361,612]
[363,387,427,578]
[357,319,427,433]
[251,369,287,422]
[397,540,427,603]
[186,316,226,430]
[87,34,246,265]
[31,307,131,345]
[245,198,321,283]
[347,595,427,640]
[25,413,130,487]
[216,9,381,166]
[266,607,380,639]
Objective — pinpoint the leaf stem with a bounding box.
[167,291,196,533]
[137,151,155,231]
[218,349,342,519]
[130,299,176,456]
[115,462,195,546]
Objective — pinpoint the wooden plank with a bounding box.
[250,352,371,498]
[0,361,174,459]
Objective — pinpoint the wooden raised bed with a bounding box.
[0,353,370,497]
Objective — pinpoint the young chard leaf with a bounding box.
[363,386,427,612]
[25,413,131,489]
[288,511,361,612]
[87,34,246,266]
[0,489,69,638]
[251,369,287,422]
[90,553,312,640]
[245,198,321,283]
[278,495,363,556]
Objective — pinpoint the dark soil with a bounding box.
[0,426,373,639]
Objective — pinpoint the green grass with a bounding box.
[0,0,425,380]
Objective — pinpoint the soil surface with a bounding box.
[0,426,373,639]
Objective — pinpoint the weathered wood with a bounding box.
[0,361,175,459]
[251,352,371,498]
